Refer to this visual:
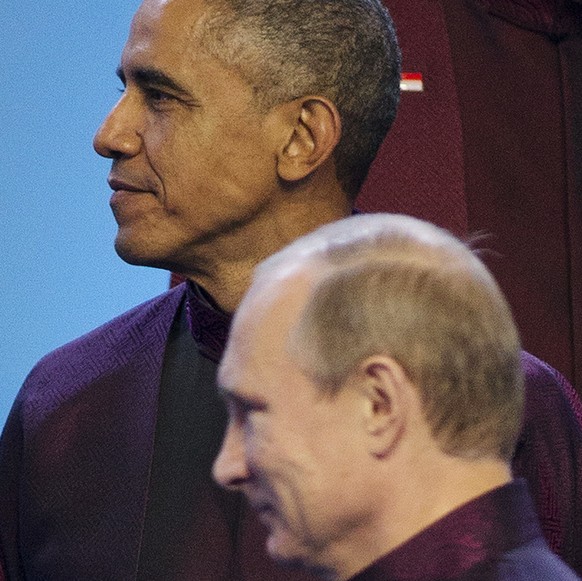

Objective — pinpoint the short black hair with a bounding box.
[201,0,401,199]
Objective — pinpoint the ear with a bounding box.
[357,356,413,459]
[276,96,341,183]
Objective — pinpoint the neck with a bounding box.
[181,197,351,312]
[327,456,512,581]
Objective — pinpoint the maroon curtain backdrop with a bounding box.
[358,0,582,393]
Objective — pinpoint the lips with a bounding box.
[249,496,278,522]
[107,176,157,220]
[108,176,148,193]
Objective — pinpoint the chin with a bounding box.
[114,242,153,268]
[266,531,312,572]
[114,234,171,270]
[268,544,329,578]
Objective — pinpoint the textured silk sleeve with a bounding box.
[512,352,582,575]
[0,392,26,581]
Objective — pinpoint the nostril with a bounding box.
[93,130,139,160]
[226,475,248,489]
[213,451,250,491]
[92,98,142,160]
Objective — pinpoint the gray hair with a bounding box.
[255,214,524,461]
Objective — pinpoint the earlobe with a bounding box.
[277,96,341,183]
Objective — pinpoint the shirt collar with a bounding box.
[349,480,541,581]
[185,281,232,363]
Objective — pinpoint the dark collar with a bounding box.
[183,209,358,362]
[185,281,232,363]
[350,480,541,581]
[476,0,582,37]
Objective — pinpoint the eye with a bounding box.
[148,88,172,100]
[235,400,257,420]
[144,87,177,108]
[226,395,267,424]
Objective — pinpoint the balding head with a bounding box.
[252,214,524,461]
[215,214,522,579]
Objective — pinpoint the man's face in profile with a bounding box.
[93,0,281,272]
[214,278,379,572]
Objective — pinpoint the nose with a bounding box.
[213,422,250,491]
[93,94,142,159]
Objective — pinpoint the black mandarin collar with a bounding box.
[185,281,232,363]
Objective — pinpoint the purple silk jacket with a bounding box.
[0,286,316,581]
[349,481,580,581]
[0,284,581,580]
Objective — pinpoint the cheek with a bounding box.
[160,136,253,206]
[143,117,204,175]
[206,119,276,190]
[152,117,276,211]
[255,436,323,499]
[248,426,297,482]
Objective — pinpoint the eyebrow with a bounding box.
[116,65,194,99]
[218,385,267,412]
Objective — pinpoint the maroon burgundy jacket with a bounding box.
[361,0,582,390]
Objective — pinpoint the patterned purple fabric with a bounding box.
[0,284,581,578]
[0,286,185,580]
[0,285,314,581]
[512,353,582,571]
[349,481,579,580]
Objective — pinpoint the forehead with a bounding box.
[133,0,208,37]
[124,0,211,71]
[218,273,313,396]
[123,0,262,109]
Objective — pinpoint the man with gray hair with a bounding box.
[214,214,580,581]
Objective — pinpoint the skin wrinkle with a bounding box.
[99,1,290,308]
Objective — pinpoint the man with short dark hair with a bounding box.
[0,2,400,579]
[0,0,580,579]
[214,213,580,581]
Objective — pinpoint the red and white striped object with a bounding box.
[400,72,424,92]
